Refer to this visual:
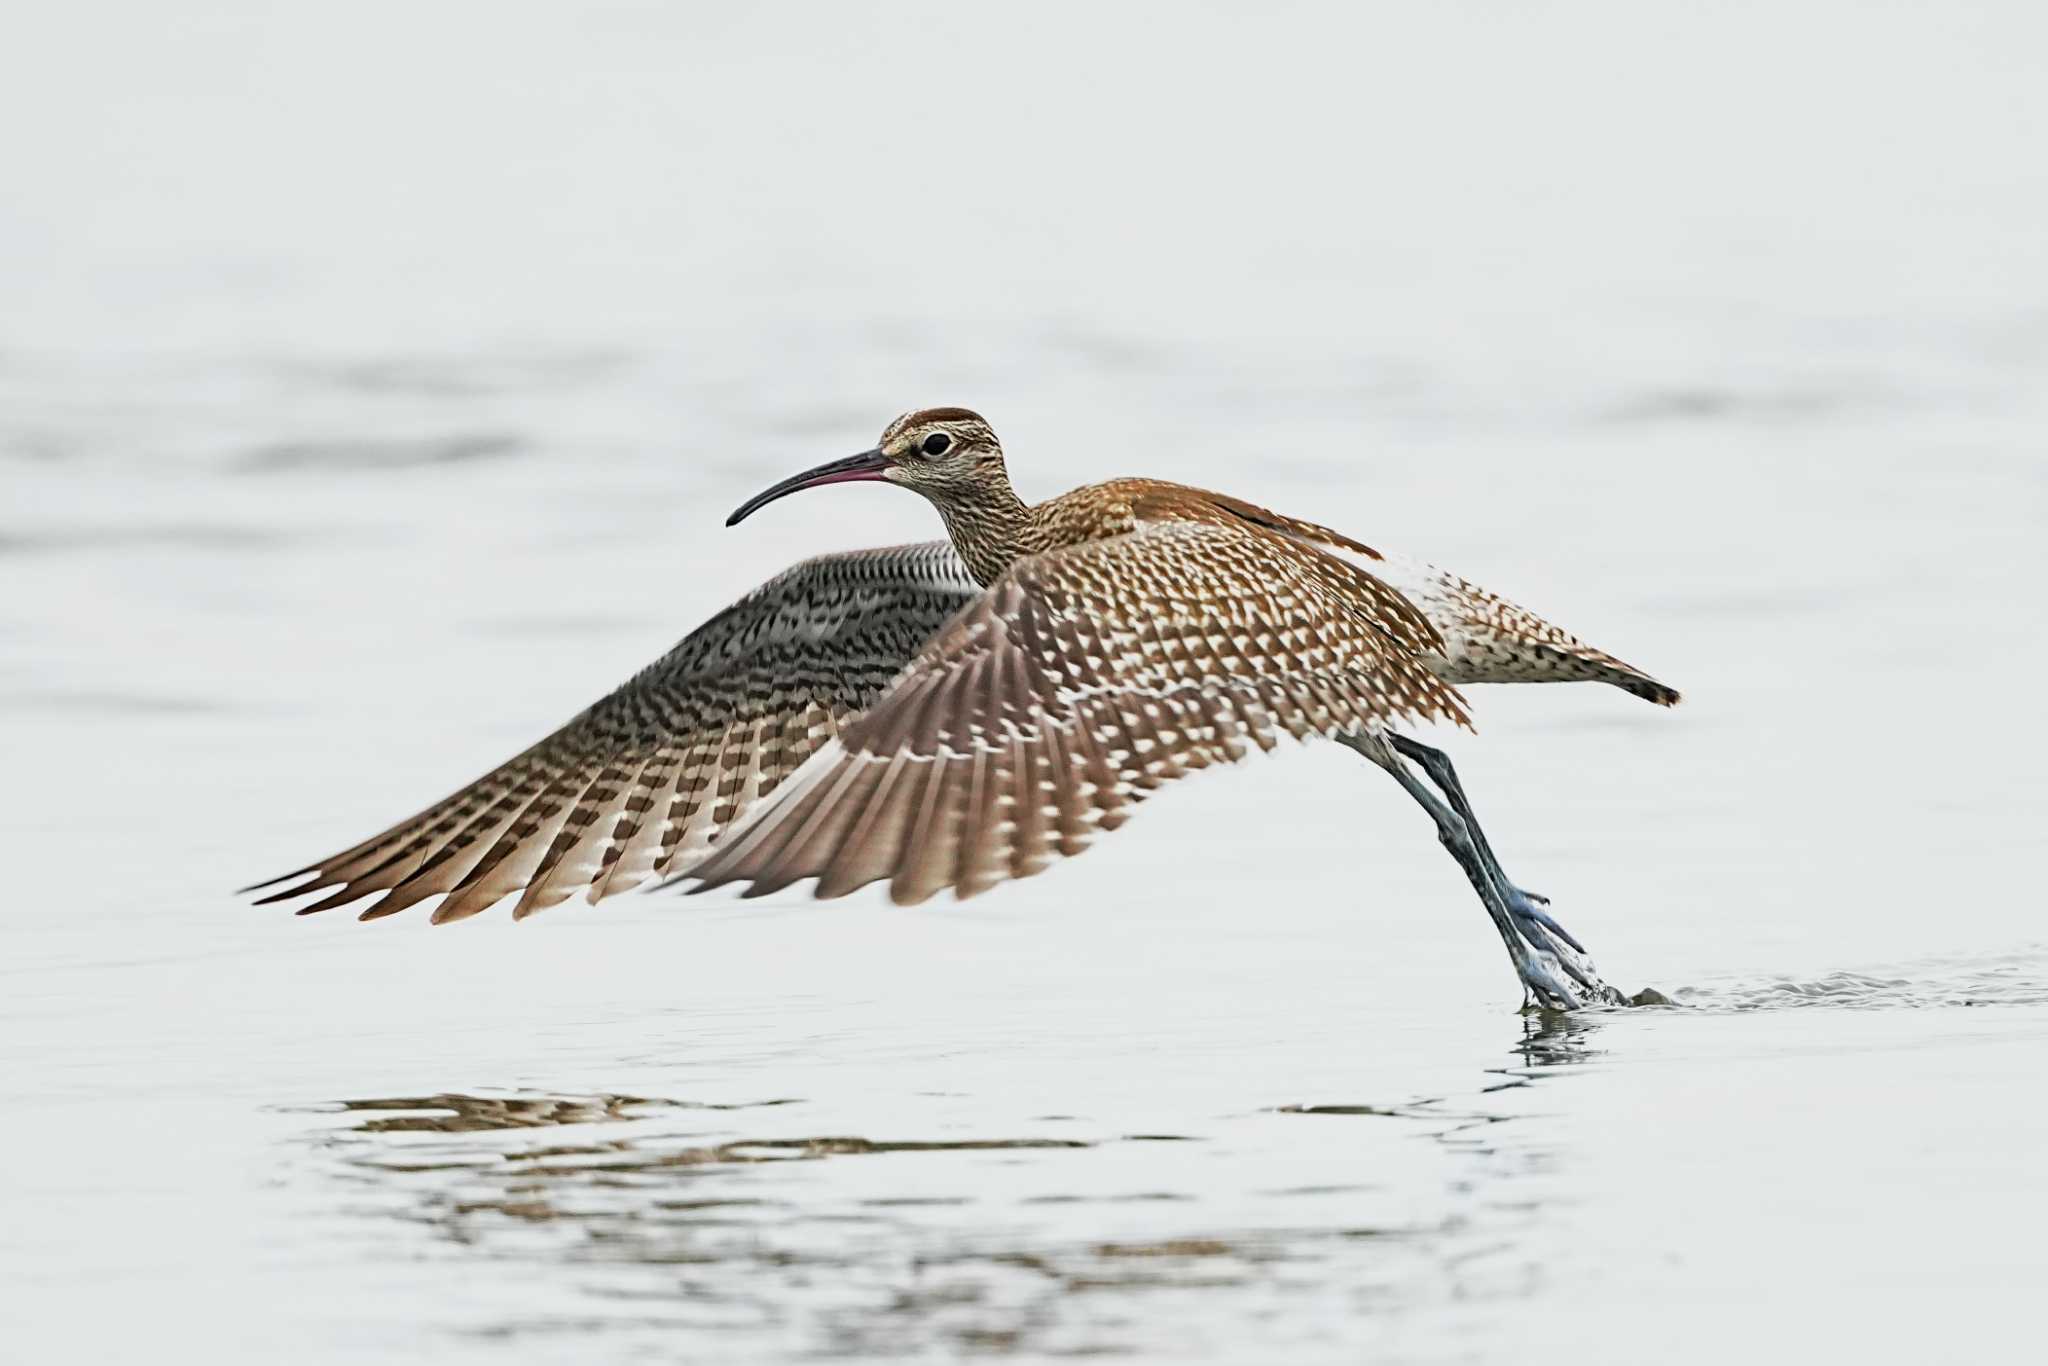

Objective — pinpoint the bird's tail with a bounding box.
[1599,656,1682,707]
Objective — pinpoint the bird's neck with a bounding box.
[932,470,1034,586]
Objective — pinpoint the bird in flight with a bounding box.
[249,407,1678,1009]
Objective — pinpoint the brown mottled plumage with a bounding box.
[685,515,1466,905]
[246,543,981,921]
[252,406,1677,1010]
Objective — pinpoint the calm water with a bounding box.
[6,4,2047,1361]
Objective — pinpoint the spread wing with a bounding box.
[680,519,1471,906]
[247,541,982,922]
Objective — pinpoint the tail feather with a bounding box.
[1603,661,1681,708]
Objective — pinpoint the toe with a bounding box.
[1509,893,1587,955]
[1520,953,1583,1010]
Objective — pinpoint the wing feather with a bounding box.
[249,542,981,921]
[683,520,1469,904]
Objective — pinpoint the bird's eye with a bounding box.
[921,432,952,457]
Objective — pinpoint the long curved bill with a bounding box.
[726,449,891,526]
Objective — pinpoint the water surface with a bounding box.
[6,3,2047,1361]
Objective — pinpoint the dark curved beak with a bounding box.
[725,448,892,527]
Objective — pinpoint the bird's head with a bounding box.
[726,407,1005,526]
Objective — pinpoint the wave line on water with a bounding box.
[1656,946,2048,1013]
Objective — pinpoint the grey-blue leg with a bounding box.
[1386,734,1589,955]
[1341,732,1622,1010]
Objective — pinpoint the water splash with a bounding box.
[1652,948,2048,1013]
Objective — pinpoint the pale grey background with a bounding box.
[5,3,2045,1362]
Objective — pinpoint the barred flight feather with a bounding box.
[244,542,982,920]
[681,519,1470,905]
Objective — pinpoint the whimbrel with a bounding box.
[250,408,1678,1009]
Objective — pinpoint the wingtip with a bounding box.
[276,881,371,914]
[240,868,317,897]
[511,885,577,921]
[428,895,493,925]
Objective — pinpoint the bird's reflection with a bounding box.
[295,1015,1620,1355]
[1511,1006,1609,1071]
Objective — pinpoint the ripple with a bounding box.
[279,351,629,398]
[1661,950,2048,1012]
[238,432,525,473]
[294,1082,1539,1358]
[0,523,297,555]
[1595,383,1897,426]
[1,688,233,716]
[334,1093,679,1133]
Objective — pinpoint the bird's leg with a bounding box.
[1383,759,1585,1010]
[1339,733,1616,1010]
[1387,733,1623,1006]
[1384,735,1612,998]
[1386,734,1567,942]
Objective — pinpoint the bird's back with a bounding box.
[1029,478,1678,707]
[1023,478,1453,671]
[1026,477,1382,555]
